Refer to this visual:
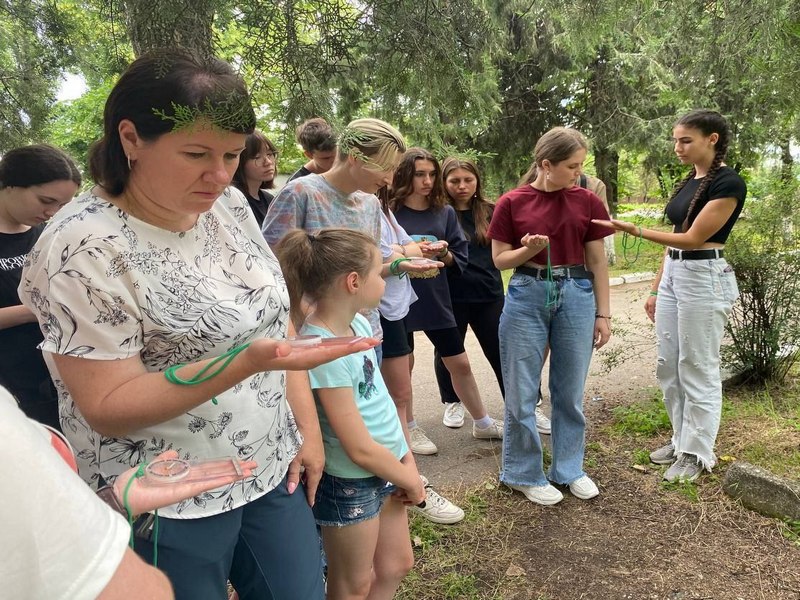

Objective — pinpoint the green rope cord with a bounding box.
[621,225,643,264]
[163,343,252,405]
[389,257,411,278]
[545,244,559,308]
[123,462,160,567]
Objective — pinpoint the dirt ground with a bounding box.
[408,281,800,600]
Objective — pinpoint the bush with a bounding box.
[724,173,800,384]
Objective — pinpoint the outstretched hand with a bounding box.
[113,450,257,518]
[245,337,381,373]
[591,219,637,235]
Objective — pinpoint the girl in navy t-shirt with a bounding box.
[392,148,504,455]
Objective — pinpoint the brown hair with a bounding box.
[517,127,589,187]
[88,48,256,196]
[668,109,731,230]
[232,130,278,193]
[296,117,337,153]
[0,144,81,189]
[274,228,378,327]
[441,156,493,246]
[390,148,446,212]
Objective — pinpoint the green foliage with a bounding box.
[611,394,671,436]
[724,171,800,384]
[660,479,699,503]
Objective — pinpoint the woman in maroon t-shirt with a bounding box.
[488,127,612,507]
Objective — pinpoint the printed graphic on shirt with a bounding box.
[358,355,378,400]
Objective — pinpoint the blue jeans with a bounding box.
[499,273,596,487]
[656,256,738,470]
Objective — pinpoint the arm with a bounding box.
[584,239,611,349]
[284,320,324,505]
[51,336,379,438]
[592,197,738,249]
[645,250,667,323]
[0,304,38,329]
[317,386,425,504]
[491,235,550,270]
[97,548,173,600]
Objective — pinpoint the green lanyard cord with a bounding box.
[163,343,251,405]
[545,244,558,308]
[123,462,160,567]
[621,225,643,264]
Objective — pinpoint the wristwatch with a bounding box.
[96,484,129,518]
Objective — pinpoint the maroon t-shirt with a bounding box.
[488,185,613,266]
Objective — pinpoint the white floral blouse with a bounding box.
[20,187,301,519]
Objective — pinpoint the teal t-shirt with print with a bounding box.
[304,314,409,478]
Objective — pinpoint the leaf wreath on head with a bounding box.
[153,93,254,133]
[336,126,372,163]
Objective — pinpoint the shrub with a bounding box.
[724,173,800,384]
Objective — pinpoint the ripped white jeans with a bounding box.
[655,255,739,470]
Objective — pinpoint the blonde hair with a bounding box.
[274,228,378,327]
[338,118,407,172]
[518,127,589,187]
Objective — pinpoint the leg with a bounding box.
[134,507,241,600]
[322,518,382,600]
[672,258,738,469]
[229,479,325,600]
[368,497,414,599]
[655,259,684,448]
[499,274,550,487]
[434,301,469,404]
[378,316,415,430]
[466,299,505,398]
[439,353,487,420]
[547,278,596,485]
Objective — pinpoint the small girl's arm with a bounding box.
[318,387,423,498]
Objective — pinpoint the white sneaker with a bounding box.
[409,426,438,455]
[410,484,465,524]
[442,402,465,428]
[506,482,563,506]
[472,419,504,440]
[535,406,551,435]
[568,475,599,500]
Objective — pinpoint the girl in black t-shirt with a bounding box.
[595,109,747,483]
[435,157,507,429]
[0,145,81,430]
[231,130,278,227]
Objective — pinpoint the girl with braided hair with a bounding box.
[594,109,747,483]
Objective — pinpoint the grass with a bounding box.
[605,381,800,481]
[396,484,517,600]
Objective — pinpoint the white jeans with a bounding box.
[655,255,739,470]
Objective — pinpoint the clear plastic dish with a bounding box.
[286,335,322,347]
[143,457,243,485]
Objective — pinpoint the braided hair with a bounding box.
[668,110,730,231]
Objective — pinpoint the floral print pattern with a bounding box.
[20,188,300,518]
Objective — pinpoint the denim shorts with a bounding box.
[313,473,396,527]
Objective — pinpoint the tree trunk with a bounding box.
[594,145,619,217]
[122,0,215,58]
[781,135,794,184]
